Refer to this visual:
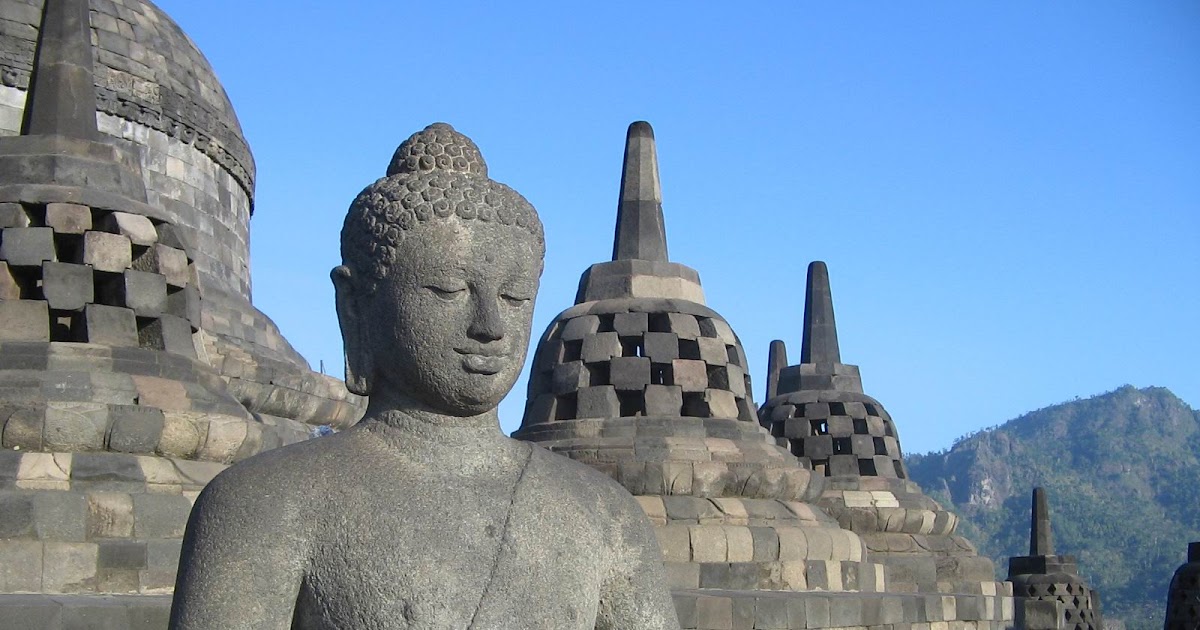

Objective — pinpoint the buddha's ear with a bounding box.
[332,265,372,396]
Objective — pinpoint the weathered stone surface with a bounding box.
[41,262,93,311]
[0,299,49,341]
[44,203,91,234]
[170,124,678,629]
[1,227,55,266]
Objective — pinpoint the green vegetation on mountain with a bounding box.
[906,385,1200,630]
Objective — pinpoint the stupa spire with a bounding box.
[766,339,788,401]
[800,260,841,364]
[612,121,667,262]
[22,0,97,140]
[1030,487,1055,556]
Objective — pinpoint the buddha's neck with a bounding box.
[357,392,504,448]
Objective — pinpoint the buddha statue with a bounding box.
[169,123,680,629]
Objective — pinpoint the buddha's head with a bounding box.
[333,123,545,416]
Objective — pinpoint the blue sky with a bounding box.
[158,1,1198,454]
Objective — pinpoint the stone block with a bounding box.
[755,597,789,629]
[644,384,682,416]
[694,595,732,630]
[672,592,698,627]
[560,315,599,340]
[704,389,739,418]
[132,494,190,538]
[0,300,49,341]
[612,312,648,335]
[97,540,148,570]
[805,595,831,628]
[581,332,620,363]
[777,528,808,561]
[0,540,43,592]
[0,261,20,299]
[41,404,107,452]
[697,337,728,365]
[108,405,165,454]
[655,526,691,562]
[33,491,87,541]
[118,270,168,316]
[133,243,188,287]
[41,262,94,311]
[672,359,708,392]
[642,331,679,362]
[102,212,157,246]
[551,361,588,395]
[0,227,55,266]
[667,313,700,339]
[137,314,195,357]
[749,527,779,562]
[576,386,620,418]
[83,231,132,273]
[691,525,727,563]
[725,526,754,563]
[609,356,650,391]
[42,542,98,593]
[44,203,92,234]
[0,492,35,538]
[0,202,30,228]
[84,304,138,347]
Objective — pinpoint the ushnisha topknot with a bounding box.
[341,123,545,291]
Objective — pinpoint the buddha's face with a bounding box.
[354,218,541,416]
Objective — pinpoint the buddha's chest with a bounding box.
[292,476,611,629]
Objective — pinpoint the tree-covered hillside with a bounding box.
[907,386,1200,630]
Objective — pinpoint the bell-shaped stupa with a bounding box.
[1165,542,1200,630]
[759,261,1002,595]
[516,122,887,596]
[1008,488,1103,630]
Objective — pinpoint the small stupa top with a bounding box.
[772,261,864,396]
[0,0,150,209]
[0,0,254,195]
[758,262,909,479]
[574,121,704,304]
[1008,487,1081,576]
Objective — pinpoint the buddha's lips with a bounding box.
[458,351,507,375]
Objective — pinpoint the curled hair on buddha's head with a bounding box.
[339,123,545,293]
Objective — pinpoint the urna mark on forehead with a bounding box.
[339,122,545,289]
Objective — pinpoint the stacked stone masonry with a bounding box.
[0,448,223,596]
[0,200,200,352]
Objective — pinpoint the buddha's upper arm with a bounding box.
[595,491,681,630]
[169,468,308,630]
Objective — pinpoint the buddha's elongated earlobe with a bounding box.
[332,265,372,396]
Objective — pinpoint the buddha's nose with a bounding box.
[467,295,504,342]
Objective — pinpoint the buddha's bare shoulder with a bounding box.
[192,432,361,514]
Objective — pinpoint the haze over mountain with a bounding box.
[907,385,1199,630]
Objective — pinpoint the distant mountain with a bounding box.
[906,385,1200,630]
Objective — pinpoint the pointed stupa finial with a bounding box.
[800,261,841,364]
[766,340,788,401]
[1030,487,1054,556]
[611,121,667,262]
[21,0,98,139]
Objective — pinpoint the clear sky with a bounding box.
[157,1,1198,454]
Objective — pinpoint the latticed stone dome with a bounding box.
[761,388,908,479]
[524,300,756,425]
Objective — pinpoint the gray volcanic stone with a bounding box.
[170,124,679,629]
